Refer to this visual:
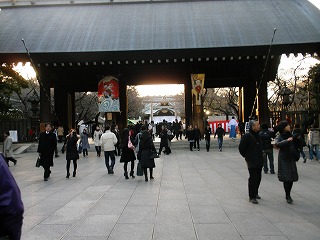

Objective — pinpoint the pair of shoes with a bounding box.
[55,155,59,158]
[44,178,48,181]
[124,172,129,179]
[249,198,258,204]
[256,194,261,199]
[198,149,200,151]
[270,171,275,174]
[264,171,268,174]
[190,149,193,151]
[145,177,148,182]
[150,176,154,180]
[286,196,293,204]
[107,168,112,174]
[130,171,135,178]
[303,158,307,163]
[207,150,209,152]
[66,173,70,178]
[219,148,222,152]
[73,171,76,177]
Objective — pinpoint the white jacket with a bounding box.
[100,130,118,151]
[93,130,103,146]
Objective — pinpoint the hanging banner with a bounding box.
[98,76,120,112]
[191,74,205,105]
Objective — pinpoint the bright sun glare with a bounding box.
[136,84,184,97]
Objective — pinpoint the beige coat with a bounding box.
[3,136,14,158]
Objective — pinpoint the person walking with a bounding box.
[138,128,156,181]
[80,129,90,157]
[307,124,320,162]
[65,130,80,178]
[292,123,307,163]
[112,124,121,156]
[204,125,212,152]
[3,131,17,166]
[239,120,263,204]
[186,125,195,151]
[120,128,136,179]
[158,125,170,155]
[37,122,57,181]
[214,123,225,151]
[100,125,118,174]
[228,116,238,139]
[53,126,59,158]
[193,125,201,151]
[0,153,24,240]
[93,126,103,157]
[178,121,183,140]
[259,124,275,174]
[274,121,300,204]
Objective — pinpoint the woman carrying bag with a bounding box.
[65,129,80,178]
[274,121,300,204]
[120,128,136,179]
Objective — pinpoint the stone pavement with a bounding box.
[8,139,320,240]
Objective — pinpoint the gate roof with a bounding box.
[0,0,320,62]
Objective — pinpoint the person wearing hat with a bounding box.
[239,120,264,204]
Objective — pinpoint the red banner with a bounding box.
[98,76,120,112]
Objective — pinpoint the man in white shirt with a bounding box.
[100,125,118,174]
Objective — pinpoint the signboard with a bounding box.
[98,76,120,112]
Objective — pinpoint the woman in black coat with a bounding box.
[120,128,136,179]
[139,128,156,181]
[158,125,170,155]
[37,122,57,181]
[275,121,299,204]
[65,130,79,178]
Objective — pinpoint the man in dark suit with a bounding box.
[239,120,264,204]
[37,122,57,181]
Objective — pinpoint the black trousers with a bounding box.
[95,146,101,156]
[124,160,135,173]
[193,139,200,150]
[248,167,262,199]
[283,182,293,197]
[43,166,51,179]
[66,159,78,174]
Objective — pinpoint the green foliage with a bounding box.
[0,64,29,114]
[308,63,320,111]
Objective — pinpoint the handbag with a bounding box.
[136,161,143,176]
[150,149,159,158]
[128,136,135,150]
[35,156,41,167]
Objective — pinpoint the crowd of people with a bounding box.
[1,118,320,239]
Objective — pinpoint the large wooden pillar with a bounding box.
[118,78,127,131]
[184,78,192,128]
[39,74,52,124]
[54,81,68,126]
[257,78,269,125]
[241,78,257,122]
